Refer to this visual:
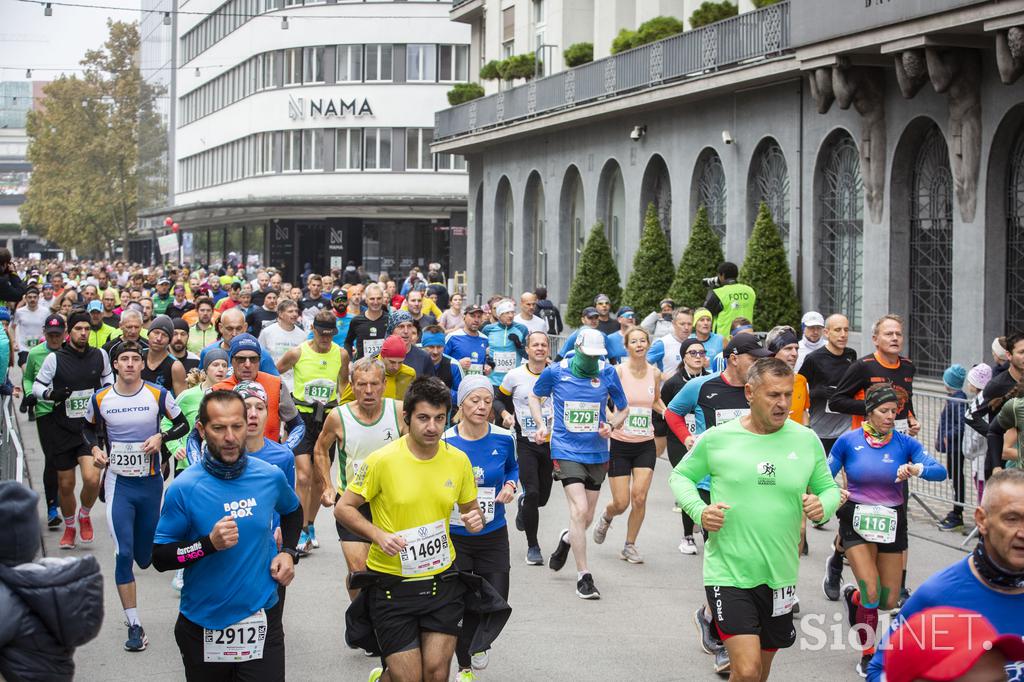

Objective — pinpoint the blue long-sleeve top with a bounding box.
[934,389,967,455]
[828,428,946,507]
[443,423,519,536]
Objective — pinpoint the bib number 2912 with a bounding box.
[203,610,267,662]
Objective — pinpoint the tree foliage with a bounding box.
[611,16,684,54]
[666,206,725,309]
[479,60,502,80]
[623,203,675,316]
[563,42,594,67]
[567,222,622,322]
[752,0,781,7]
[21,21,165,256]
[447,82,485,105]
[689,1,738,29]
[740,203,802,331]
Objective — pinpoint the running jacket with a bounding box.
[828,429,946,507]
[828,353,916,431]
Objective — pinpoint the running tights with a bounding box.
[455,571,510,669]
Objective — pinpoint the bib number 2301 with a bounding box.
[203,610,267,662]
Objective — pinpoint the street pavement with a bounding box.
[16,407,969,682]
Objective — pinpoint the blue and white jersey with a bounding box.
[444,329,489,374]
[86,382,181,477]
[444,423,519,536]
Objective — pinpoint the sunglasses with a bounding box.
[234,355,260,364]
[685,350,707,357]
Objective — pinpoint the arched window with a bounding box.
[525,172,546,289]
[1007,125,1024,332]
[599,161,625,268]
[560,166,586,280]
[495,178,514,297]
[751,138,790,250]
[908,126,953,376]
[695,151,727,243]
[818,133,863,330]
[640,155,672,248]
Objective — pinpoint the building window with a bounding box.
[407,44,437,82]
[908,125,953,377]
[365,44,393,82]
[364,128,392,170]
[283,130,301,171]
[696,151,727,244]
[438,45,469,82]
[751,139,790,251]
[607,167,625,267]
[337,45,363,82]
[259,52,275,90]
[533,0,545,24]
[436,153,466,172]
[406,128,433,170]
[818,134,863,331]
[502,6,515,57]
[302,129,323,171]
[1007,126,1024,332]
[336,129,363,170]
[258,132,274,174]
[284,48,302,86]
[303,47,324,84]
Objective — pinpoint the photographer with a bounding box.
[0,248,27,308]
[701,262,755,341]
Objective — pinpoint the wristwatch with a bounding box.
[281,547,300,565]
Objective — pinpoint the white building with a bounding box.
[140,0,471,281]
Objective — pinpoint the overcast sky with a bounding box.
[0,0,138,82]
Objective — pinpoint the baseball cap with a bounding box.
[86,300,104,313]
[380,335,407,359]
[495,300,515,316]
[43,314,66,334]
[801,311,825,328]
[575,328,607,356]
[724,334,772,358]
[616,306,634,318]
[464,304,484,315]
[228,333,262,359]
[884,607,1024,682]
[234,380,268,404]
[582,306,599,318]
[594,294,611,305]
[659,298,675,308]
[157,277,172,286]
[41,282,54,290]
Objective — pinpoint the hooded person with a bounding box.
[0,481,104,681]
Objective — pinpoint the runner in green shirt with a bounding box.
[670,357,840,681]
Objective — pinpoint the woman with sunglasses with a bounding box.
[660,337,710,554]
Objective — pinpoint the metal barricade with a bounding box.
[0,395,26,483]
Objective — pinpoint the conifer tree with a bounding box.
[567,222,622,323]
[666,206,725,309]
[739,202,802,330]
[623,203,675,317]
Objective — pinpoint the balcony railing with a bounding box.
[435,1,790,140]
[451,0,474,7]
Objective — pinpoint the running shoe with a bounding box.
[59,525,75,550]
[694,607,722,655]
[893,587,911,613]
[856,653,872,678]
[308,524,319,549]
[592,514,611,544]
[575,573,600,600]
[678,536,698,555]
[78,513,93,543]
[124,624,148,652]
[297,529,312,556]
[455,670,476,682]
[525,545,544,566]
[713,647,731,674]
[620,543,643,564]
[47,505,60,529]
[368,668,383,682]
[548,529,570,571]
[515,495,525,532]
[171,569,184,593]
[822,553,843,601]
[471,650,489,670]
[936,513,963,532]
[842,584,858,628]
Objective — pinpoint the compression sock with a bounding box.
[64,515,75,528]
[125,608,140,627]
[78,505,91,518]
[855,604,879,649]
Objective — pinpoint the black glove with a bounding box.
[45,385,73,403]
[510,334,524,352]
[20,394,37,412]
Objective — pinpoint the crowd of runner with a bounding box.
[0,249,1021,682]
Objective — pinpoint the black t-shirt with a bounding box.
[799,346,859,410]
[829,353,916,421]
[142,352,178,395]
[344,312,388,360]
[596,318,619,336]
[247,307,278,335]
[695,373,750,430]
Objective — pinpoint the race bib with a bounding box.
[852,504,898,544]
[66,389,93,419]
[203,610,267,662]
[303,378,335,404]
[363,339,383,358]
[771,585,797,617]
[493,351,518,373]
[450,487,496,526]
[564,401,600,433]
[714,407,748,426]
[684,413,697,434]
[894,419,910,435]
[515,403,552,436]
[623,406,653,438]
[25,338,39,348]
[396,519,452,576]
[108,441,151,477]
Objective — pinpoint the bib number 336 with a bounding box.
[203,610,267,662]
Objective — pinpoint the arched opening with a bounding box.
[748,137,791,250]
[472,183,483,297]
[815,130,864,330]
[559,165,586,281]
[639,154,672,248]
[1006,119,1024,332]
[597,159,626,268]
[494,176,514,297]
[691,148,727,245]
[523,171,546,290]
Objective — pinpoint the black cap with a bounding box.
[43,314,66,334]
[725,334,772,358]
[464,304,484,314]
[582,306,599,318]
[679,337,706,356]
[171,317,190,333]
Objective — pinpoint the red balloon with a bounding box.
[164,216,174,226]
[172,222,180,232]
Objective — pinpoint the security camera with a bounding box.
[630,125,647,141]
[722,130,734,145]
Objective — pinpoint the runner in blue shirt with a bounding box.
[445,374,519,679]
[481,299,528,387]
[444,304,489,376]
[530,328,628,600]
[152,390,302,681]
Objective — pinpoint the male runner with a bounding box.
[345,283,388,361]
[317,358,405,599]
[201,308,279,377]
[104,309,149,355]
[247,289,279,334]
[152,390,302,680]
[169,318,201,373]
[12,286,47,367]
[259,299,308,390]
[87,341,189,651]
[300,274,329,328]
[236,380,296,533]
[647,307,695,380]
[671,358,840,682]
[139,316,186,396]
[482,300,528,387]
[514,291,548,335]
[32,310,113,549]
[444,304,489,376]
[530,329,628,599]
[420,325,462,405]
[389,310,433,376]
[187,297,217,354]
[276,310,350,553]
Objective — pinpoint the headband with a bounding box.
[864,384,899,414]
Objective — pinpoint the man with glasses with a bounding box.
[594,294,619,336]
[200,308,279,377]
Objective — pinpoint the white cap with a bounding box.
[802,311,825,327]
[495,299,516,316]
[575,328,607,357]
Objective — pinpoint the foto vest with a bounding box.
[213,371,283,442]
[712,282,756,338]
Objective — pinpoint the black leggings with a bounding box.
[174,600,285,681]
[455,571,510,669]
[946,449,966,515]
[516,439,553,547]
[36,417,60,510]
[667,437,711,539]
